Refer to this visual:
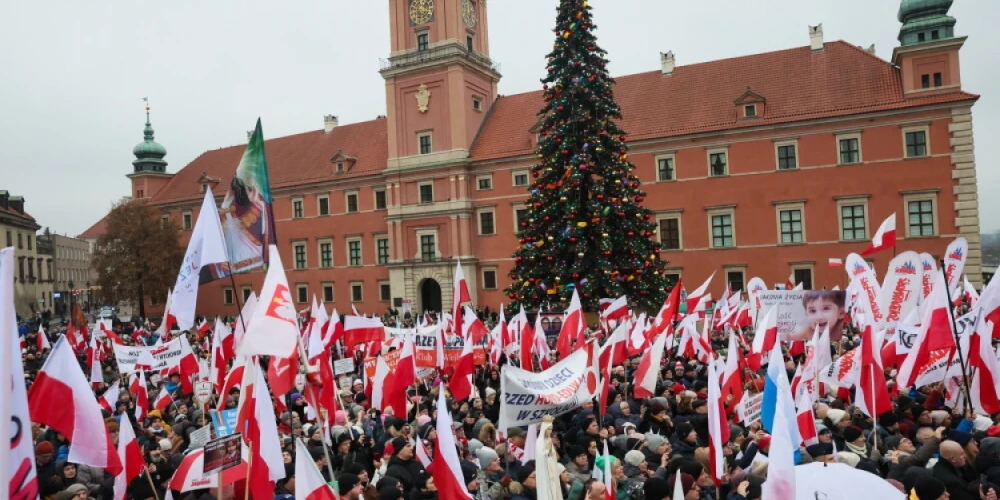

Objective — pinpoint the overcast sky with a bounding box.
[1,0,996,237]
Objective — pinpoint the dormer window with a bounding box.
[734,87,766,120]
[337,162,345,173]
[330,149,358,174]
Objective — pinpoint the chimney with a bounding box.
[660,51,675,76]
[324,115,339,134]
[8,196,24,214]
[809,24,824,51]
[865,44,876,55]
[246,130,254,141]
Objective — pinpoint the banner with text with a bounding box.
[499,348,598,430]
[113,338,186,374]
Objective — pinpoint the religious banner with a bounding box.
[113,338,188,374]
[758,290,847,342]
[218,119,277,274]
[499,348,598,430]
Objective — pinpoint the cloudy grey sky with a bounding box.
[1,0,996,236]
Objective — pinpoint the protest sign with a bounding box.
[203,433,243,475]
[737,392,763,426]
[194,381,213,405]
[210,409,239,437]
[113,338,187,374]
[759,289,847,342]
[499,348,598,430]
[189,425,211,449]
[334,358,355,375]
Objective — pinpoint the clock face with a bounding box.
[462,0,476,27]
[410,0,434,25]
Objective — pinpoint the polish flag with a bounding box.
[789,363,803,400]
[131,371,149,422]
[532,314,551,370]
[99,380,120,414]
[112,416,145,500]
[600,296,630,325]
[168,446,249,492]
[295,439,337,500]
[463,305,490,345]
[239,245,300,359]
[649,281,683,339]
[731,301,752,330]
[232,291,257,354]
[37,324,50,352]
[675,315,702,361]
[487,316,504,366]
[415,435,432,468]
[343,315,385,347]
[373,341,415,418]
[828,258,844,268]
[796,389,819,447]
[305,320,337,417]
[351,304,361,317]
[87,333,103,389]
[97,320,124,345]
[452,260,472,340]
[196,319,211,341]
[861,213,896,256]
[557,289,585,359]
[964,275,980,307]
[217,356,246,411]
[426,389,474,500]
[706,356,729,486]
[897,271,957,388]
[65,322,85,353]
[685,273,715,314]
[520,315,537,371]
[450,316,477,402]
[236,363,286,499]
[969,312,1000,416]
[209,318,230,392]
[599,320,629,373]
[633,332,667,399]
[980,273,1000,339]
[27,337,122,475]
[323,309,344,349]
[0,246,39,500]
[154,289,177,343]
[153,389,174,412]
[856,326,891,418]
[721,332,744,411]
[748,306,778,371]
[626,314,650,358]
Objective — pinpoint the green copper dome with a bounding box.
[132,108,168,173]
[898,0,956,46]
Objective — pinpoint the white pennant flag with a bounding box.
[172,188,230,331]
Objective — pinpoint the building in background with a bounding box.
[81,0,983,318]
[39,232,96,315]
[1,191,53,317]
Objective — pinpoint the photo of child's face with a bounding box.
[806,297,841,332]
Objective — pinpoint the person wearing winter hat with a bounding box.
[671,422,698,460]
[643,476,672,500]
[461,460,480,492]
[912,475,947,500]
[54,483,88,500]
[510,462,536,500]
[667,473,699,500]
[642,432,670,465]
[476,445,508,500]
[419,422,437,442]
[805,442,835,462]
[564,445,590,484]
[384,438,424,491]
[887,426,944,483]
[339,472,364,500]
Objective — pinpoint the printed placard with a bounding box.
[203,433,243,475]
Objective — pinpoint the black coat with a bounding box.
[385,455,425,491]
[933,458,977,500]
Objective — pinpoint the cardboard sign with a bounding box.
[203,433,243,475]
[737,392,763,426]
[210,409,239,437]
[194,381,213,405]
[189,425,212,449]
[334,358,356,375]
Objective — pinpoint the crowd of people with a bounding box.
[14,294,999,500]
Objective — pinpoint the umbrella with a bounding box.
[792,462,904,499]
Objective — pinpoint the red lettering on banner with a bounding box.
[945,263,957,284]
[861,276,883,323]
[886,278,911,323]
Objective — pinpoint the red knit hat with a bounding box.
[34,441,53,455]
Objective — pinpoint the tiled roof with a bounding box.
[0,204,34,221]
[77,215,107,239]
[150,117,389,204]
[469,41,979,161]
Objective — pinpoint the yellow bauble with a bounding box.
[577,222,587,228]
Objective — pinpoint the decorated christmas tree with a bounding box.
[505,0,667,312]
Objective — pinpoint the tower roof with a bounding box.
[898,0,956,45]
[132,104,168,173]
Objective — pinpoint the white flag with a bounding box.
[172,188,229,331]
[238,245,300,358]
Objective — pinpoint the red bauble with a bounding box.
[509,293,517,299]
[547,256,553,261]
[534,202,542,208]
[617,212,625,217]
[636,196,644,202]
[596,194,604,200]
[604,250,611,255]
[521,222,528,228]
[628,232,634,237]
[569,237,577,243]
[572,273,579,279]
[643,214,651,220]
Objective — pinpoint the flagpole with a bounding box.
[145,468,161,500]
[942,260,974,414]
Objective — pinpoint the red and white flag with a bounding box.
[99,380,120,414]
[721,331,744,411]
[649,281,682,339]
[169,446,248,492]
[239,245,300,358]
[153,389,174,412]
[217,356,246,411]
[36,324,50,352]
[626,314,650,358]
[372,340,415,418]
[236,363,286,499]
[0,248,39,500]
[785,274,796,291]
[427,389,474,500]
[828,258,844,268]
[131,371,149,422]
[295,438,337,500]
[632,332,666,399]
[450,308,478,402]
[796,389,818,447]
[171,188,230,331]
[154,289,177,343]
[196,319,211,341]
[557,289,585,359]
[685,273,715,314]
[748,306,778,371]
[27,336,122,475]
[216,316,235,360]
[856,326,891,418]
[452,260,472,339]
[323,308,344,350]
[463,305,490,346]
[343,315,384,348]
[600,296,630,325]
[112,415,145,500]
[897,271,957,388]
[861,213,896,256]
[969,312,1000,416]
[232,291,257,354]
[980,273,1000,340]
[706,356,729,486]
[964,275,980,308]
[209,318,229,392]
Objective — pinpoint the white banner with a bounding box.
[498,348,597,431]
[736,392,763,426]
[878,251,923,326]
[113,338,187,374]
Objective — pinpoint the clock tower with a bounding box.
[381,0,501,165]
